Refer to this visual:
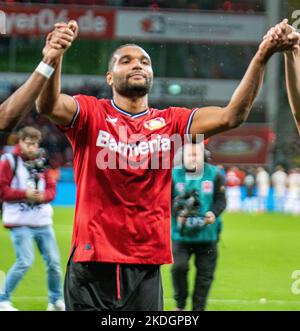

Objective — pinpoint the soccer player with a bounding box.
[0,24,76,134]
[264,19,300,134]
[36,22,298,311]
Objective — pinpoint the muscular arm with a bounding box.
[190,49,268,139]
[0,70,51,131]
[190,28,299,139]
[36,55,77,125]
[262,19,300,134]
[36,22,78,125]
[284,50,300,134]
[1,21,78,130]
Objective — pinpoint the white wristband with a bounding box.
[35,61,55,79]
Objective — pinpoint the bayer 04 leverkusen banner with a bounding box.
[0,3,115,39]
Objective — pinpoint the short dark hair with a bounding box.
[18,126,42,143]
[108,43,144,71]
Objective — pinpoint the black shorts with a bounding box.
[64,250,164,311]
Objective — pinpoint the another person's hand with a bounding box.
[204,211,216,225]
[42,20,78,63]
[263,19,300,53]
[258,19,300,61]
[25,189,45,204]
[177,216,186,227]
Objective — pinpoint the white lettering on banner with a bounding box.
[3,7,109,36]
[78,10,106,33]
[5,9,68,34]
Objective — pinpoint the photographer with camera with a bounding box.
[0,126,64,311]
[171,143,226,311]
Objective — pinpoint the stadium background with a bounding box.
[1,0,300,311]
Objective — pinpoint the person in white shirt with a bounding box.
[0,127,64,311]
[285,168,300,215]
[225,167,242,212]
[271,165,287,212]
[256,167,270,212]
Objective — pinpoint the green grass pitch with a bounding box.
[1,208,300,311]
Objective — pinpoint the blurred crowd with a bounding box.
[2,0,265,12]
[222,165,300,214]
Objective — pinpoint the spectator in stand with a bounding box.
[285,168,300,215]
[225,166,242,212]
[271,165,287,212]
[256,167,270,212]
[243,167,257,212]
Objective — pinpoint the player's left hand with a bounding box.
[204,211,216,225]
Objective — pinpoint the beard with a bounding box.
[114,75,153,97]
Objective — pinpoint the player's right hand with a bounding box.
[42,20,78,63]
[261,19,300,55]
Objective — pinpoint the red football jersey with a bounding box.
[61,96,197,264]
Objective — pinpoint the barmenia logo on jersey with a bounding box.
[143,117,166,131]
[96,130,171,157]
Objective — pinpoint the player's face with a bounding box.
[19,138,39,159]
[107,46,153,97]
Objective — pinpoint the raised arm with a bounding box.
[0,34,68,132]
[284,49,300,134]
[36,21,78,126]
[263,19,300,134]
[190,26,299,139]
[284,50,300,134]
[0,72,49,131]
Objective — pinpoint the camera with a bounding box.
[24,148,49,189]
[173,189,205,236]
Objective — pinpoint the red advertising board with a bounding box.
[0,3,115,38]
[206,124,274,165]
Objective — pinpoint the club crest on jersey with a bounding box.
[202,181,213,193]
[144,117,166,131]
[106,115,118,126]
